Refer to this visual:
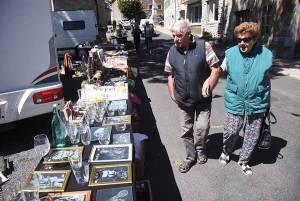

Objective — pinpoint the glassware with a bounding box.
[115,124,126,132]
[68,122,80,146]
[69,151,82,169]
[97,128,110,145]
[6,181,25,201]
[106,102,116,116]
[71,161,89,185]
[80,124,91,145]
[117,103,127,115]
[34,134,52,170]
[51,104,66,148]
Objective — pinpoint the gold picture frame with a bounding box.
[49,190,91,201]
[89,163,132,187]
[23,170,71,192]
[44,146,84,164]
[102,115,131,126]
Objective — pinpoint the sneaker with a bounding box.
[219,151,229,165]
[240,164,253,176]
[197,153,207,164]
[179,161,193,173]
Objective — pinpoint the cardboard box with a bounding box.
[135,140,145,177]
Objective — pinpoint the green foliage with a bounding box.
[117,0,143,19]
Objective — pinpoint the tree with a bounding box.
[117,0,143,19]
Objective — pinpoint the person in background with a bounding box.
[217,22,272,176]
[165,19,220,173]
[131,23,142,53]
[144,20,154,55]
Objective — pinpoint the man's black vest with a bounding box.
[169,40,212,106]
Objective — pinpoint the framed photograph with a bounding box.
[44,146,84,164]
[49,190,91,201]
[89,163,132,187]
[96,186,133,201]
[23,170,71,192]
[102,115,131,126]
[89,144,132,164]
[112,133,131,144]
[90,126,112,141]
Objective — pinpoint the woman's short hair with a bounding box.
[234,22,260,40]
[170,19,191,34]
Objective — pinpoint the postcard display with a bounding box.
[24,47,151,201]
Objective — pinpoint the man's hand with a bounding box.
[202,78,210,98]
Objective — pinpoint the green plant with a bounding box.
[117,0,143,19]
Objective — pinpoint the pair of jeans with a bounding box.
[179,104,211,163]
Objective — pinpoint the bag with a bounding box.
[258,109,277,149]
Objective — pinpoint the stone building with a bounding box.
[223,0,300,59]
[52,0,112,27]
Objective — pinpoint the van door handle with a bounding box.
[55,34,57,37]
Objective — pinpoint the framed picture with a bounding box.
[89,163,132,187]
[44,146,84,164]
[23,170,71,192]
[96,186,133,201]
[89,144,132,164]
[49,190,91,201]
[112,133,131,144]
[102,115,131,126]
[90,126,112,141]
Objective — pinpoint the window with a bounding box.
[207,1,218,22]
[158,5,162,10]
[149,5,152,9]
[63,21,85,30]
[235,10,249,25]
[189,4,202,23]
[261,5,272,35]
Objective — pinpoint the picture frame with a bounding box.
[102,115,131,126]
[89,163,132,187]
[48,190,91,201]
[89,144,132,164]
[112,132,131,144]
[44,146,84,164]
[23,170,71,192]
[96,186,133,201]
[90,126,112,142]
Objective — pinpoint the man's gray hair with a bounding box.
[170,20,191,34]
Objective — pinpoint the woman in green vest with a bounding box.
[218,22,272,176]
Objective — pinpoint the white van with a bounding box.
[0,0,64,125]
[53,10,98,57]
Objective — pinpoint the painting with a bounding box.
[112,133,131,144]
[89,163,132,187]
[90,126,112,142]
[23,170,71,192]
[49,191,91,201]
[89,144,132,164]
[44,147,84,164]
[96,186,133,201]
[102,115,131,126]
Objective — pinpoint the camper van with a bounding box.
[53,10,98,57]
[0,0,64,125]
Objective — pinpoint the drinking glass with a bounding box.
[117,103,127,115]
[6,181,25,201]
[115,124,126,132]
[67,123,80,146]
[69,151,82,169]
[106,102,116,116]
[80,124,91,145]
[71,161,89,185]
[34,134,52,170]
[97,128,110,145]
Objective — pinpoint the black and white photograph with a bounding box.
[96,186,133,201]
[49,190,91,201]
[89,163,132,187]
[44,147,84,164]
[90,126,112,141]
[89,144,132,164]
[112,133,131,144]
[102,115,131,126]
[23,170,71,192]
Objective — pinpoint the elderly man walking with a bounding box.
[165,20,220,173]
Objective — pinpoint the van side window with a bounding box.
[63,20,85,30]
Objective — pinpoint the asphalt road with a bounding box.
[1,30,300,200]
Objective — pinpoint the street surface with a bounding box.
[1,29,300,200]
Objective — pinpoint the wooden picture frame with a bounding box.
[89,163,132,187]
[90,126,112,142]
[96,186,133,201]
[112,132,131,144]
[89,144,132,164]
[44,146,84,164]
[23,170,71,192]
[49,190,91,201]
[102,115,131,126]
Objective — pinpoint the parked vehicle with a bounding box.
[118,19,131,30]
[0,0,64,125]
[139,19,156,37]
[53,10,98,57]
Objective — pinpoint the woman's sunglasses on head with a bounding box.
[237,37,253,43]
